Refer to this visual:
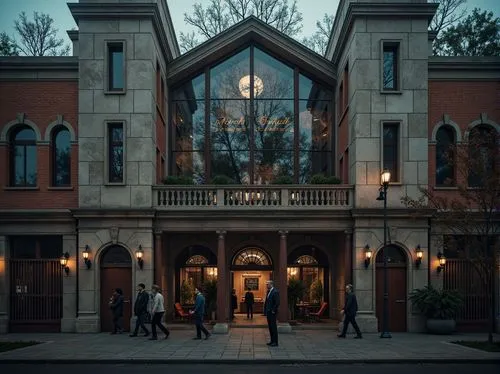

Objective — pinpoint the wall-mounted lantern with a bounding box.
[135,245,144,270]
[364,245,372,268]
[60,252,70,276]
[437,251,446,273]
[83,245,92,269]
[415,245,423,268]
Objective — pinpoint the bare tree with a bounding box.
[402,126,500,343]
[430,0,468,54]
[302,13,334,55]
[14,12,70,56]
[180,0,303,53]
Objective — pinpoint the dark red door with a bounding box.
[376,266,407,332]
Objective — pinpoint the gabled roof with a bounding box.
[167,16,336,87]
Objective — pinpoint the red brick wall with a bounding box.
[428,80,500,199]
[0,81,78,209]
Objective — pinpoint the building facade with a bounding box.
[0,0,499,334]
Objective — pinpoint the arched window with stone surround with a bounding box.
[10,126,37,187]
[435,125,455,186]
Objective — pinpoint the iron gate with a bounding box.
[9,259,63,332]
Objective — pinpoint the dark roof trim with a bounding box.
[429,56,500,80]
[167,16,336,86]
[0,56,78,71]
[68,2,180,61]
[326,2,438,64]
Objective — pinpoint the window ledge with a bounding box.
[104,183,126,187]
[104,90,126,95]
[380,90,402,95]
[48,186,74,191]
[4,186,39,191]
[433,186,458,191]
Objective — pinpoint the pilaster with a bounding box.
[0,236,8,333]
[61,234,77,332]
[214,230,228,334]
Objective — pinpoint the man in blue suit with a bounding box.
[264,280,280,346]
[189,287,211,340]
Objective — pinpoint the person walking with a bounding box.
[109,288,124,334]
[337,284,362,339]
[130,283,150,337]
[264,280,279,347]
[244,288,255,319]
[189,287,211,340]
[149,284,170,340]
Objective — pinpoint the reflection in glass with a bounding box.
[254,100,294,150]
[254,48,293,99]
[172,73,205,101]
[383,45,398,90]
[254,150,293,184]
[10,127,37,187]
[53,128,71,186]
[299,74,333,100]
[211,150,249,184]
[174,101,205,151]
[299,100,331,151]
[210,48,250,99]
[436,126,455,186]
[108,123,124,183]
[173,151,205,184]
[210,100,250,150]
[299,151,330,184]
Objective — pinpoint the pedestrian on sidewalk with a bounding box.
[264,280,279,347]
[130,283,150,337]
[245,288,255,319]
[189,287,211,340]
[337,284,362,339]
[149,284,170,340]
[109,288,124,334]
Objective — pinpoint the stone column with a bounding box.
[344,230,352,285]
[214,230,228,333]
[0,236,8,333]
[154,231,162,286]
[61,234,77,332]
[278,230,288,322]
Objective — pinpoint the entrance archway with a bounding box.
[375,245,408,332]
[100,245,132,332]
[231,247,273,317]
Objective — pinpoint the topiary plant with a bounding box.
[409,285,463,320]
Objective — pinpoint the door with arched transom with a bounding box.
[375,245,408,332]
[100,245,132,332]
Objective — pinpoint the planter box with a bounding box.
[426,319,456,334]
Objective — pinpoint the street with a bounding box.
[1,364,499,374]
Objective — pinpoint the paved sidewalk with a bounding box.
[1,329,499,363]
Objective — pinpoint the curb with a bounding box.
[1,358,500,365]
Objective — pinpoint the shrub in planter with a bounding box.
[203,279,217,321]
[288,277,305,321]
[271,175,294,184]
[162,175,194,185]
[210,175,235,184]
[310,280,323,304]
[409,285,463,334]
[310,174,342,184]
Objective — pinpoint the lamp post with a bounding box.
[376,168,391,339]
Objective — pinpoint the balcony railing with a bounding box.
[153,185,353,210]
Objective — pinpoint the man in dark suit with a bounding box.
[189,287,211,340]
[130,283,150,337]
[337,284,362,339]
[244,288,255,319]
[109,288,124,334]
[264,280,280,346]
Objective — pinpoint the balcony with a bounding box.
[153,185,353,210]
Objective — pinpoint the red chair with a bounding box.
[175,302,191,322]
[309,302,328,322]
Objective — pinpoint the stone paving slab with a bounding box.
[0,329,499,363]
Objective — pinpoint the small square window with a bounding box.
[107,42,125,92]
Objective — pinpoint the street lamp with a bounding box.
[376,168,392,339]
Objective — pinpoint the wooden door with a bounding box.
[100,246,132,332]
[375,245,408,332]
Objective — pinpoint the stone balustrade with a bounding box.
[153,185,353,210]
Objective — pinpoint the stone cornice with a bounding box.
[68,2,180,62]
[351,208,435,218]
[156,210,352,220]
[326,2,438,64]
[167,16,336,86]
[71,208,156,219]
[429,56,500,80]
[0,209,75,222]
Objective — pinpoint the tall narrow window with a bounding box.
[108,123,124,183]
[10,126,37,187]
[468,125,496,187]
[52,127,71,186]
[435,126,455,186]
[382,43,399,91]
[108,43,124,92]
[383,123,399,182]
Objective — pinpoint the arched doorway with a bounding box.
[375,245,408,332]
[231,247,273,316]
[100,245,132,332]
[287,246,329,310]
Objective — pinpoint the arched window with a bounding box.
[294,255,318,265]
[287,248,327,304]
[52,127,71,186]
[376,245,407,264]
[233,247,271,266]
[435,126,455,186]
[186,255,209,265]
[468,125,497,187]
[10,126,37,187]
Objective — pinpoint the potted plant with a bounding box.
[287,277,305,323]
[310,174,342,184]
[271,175,294,184]
[180,280,195,306]
[309,280,323,304]
[162,175,194,185]
[203,279,217,322]
[409,285,463,334]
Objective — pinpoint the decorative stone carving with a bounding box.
[109,226,119,244]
